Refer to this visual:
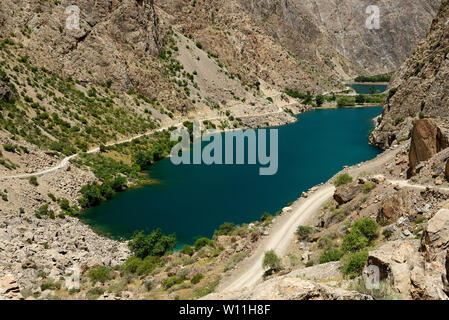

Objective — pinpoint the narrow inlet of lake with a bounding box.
[82,106,383,247]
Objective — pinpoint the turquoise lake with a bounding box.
[82,106,383,247]
[347,83,388,94]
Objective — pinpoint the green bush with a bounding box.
[333,174,353,187]
[354,73,392,83]
[29,176,38,186]
[123,256,142,274]
[352,218,379,241]
[342,251,368,278]
[337,97,356,108]
[342,228,369,252]
[191,273,204,285]
[363,181,376,194]
[194,237,211,251]
[40,279,61,291]
[315,94,324,107]
[214,222,235,236]
[180,245,194,256]
[128,229,176,259]
[319,248,344,264]
[382,228,393,239]
[296,225,315,241]
[262,250,282,273]
[136,256,160,276]
[88,266,112,284]
[260,212,273,223]
[162,276,183,289]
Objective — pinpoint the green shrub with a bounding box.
[342,228,369,252]
[296,225,315,241]
[414,216,427,224]
[262,250,282,273]
[88,266,112,284]
[363,181,376,194]
[260,212,273,223]
[194,237,211,251]
[315,94,324,107]
[191,273,204,285]
[3,144,16,152]
[382,228,393,239]
[214,222,235,236]
[319,248,344,264]
[333,174,353,187]
[180,245,194,256]
[40,279,61,291]
[337,97,356,108]
[123,256,142,274]
[353,218,379,241]
[29,176,38,186]
[342,251,368,278]
[128,229,176,259]
[162,276,183,289]
[136,256,160,276]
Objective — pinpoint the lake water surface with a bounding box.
[82,106,382,246]
[347,83,387,94]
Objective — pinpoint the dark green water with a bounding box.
[82,107,382,247]
[347,83,388,94]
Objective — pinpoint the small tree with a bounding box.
[262,250,282,274]
[128,229,176,259]
[315,94,324,107]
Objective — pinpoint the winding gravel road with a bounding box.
[219,185,336,293]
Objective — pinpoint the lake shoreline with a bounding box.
[82,107,383,246]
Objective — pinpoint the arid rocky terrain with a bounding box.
[0,0,448,300]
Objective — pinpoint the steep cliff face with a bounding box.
[159,0,440,94]
[0,0,439,102]
[298,0,441,74]
[371,0,449,149]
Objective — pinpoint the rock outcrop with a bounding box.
[334,182,363,205]
[421,209,449,257]
[409,119,449,174]
[368,240,449,300]
[371,0,449,149]
[377,190,414,223]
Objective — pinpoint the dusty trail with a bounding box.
[219,185,335,292]
[215,143,408,294]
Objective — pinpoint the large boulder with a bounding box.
[421,209,449,256]
[367,240,449,299]
[409,119,449,174]
[333,182,363,205]
[377,189,413,223]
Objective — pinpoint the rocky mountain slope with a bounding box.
[297,0,441,75]
[0,0,446,300]
[371,0,449,149]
